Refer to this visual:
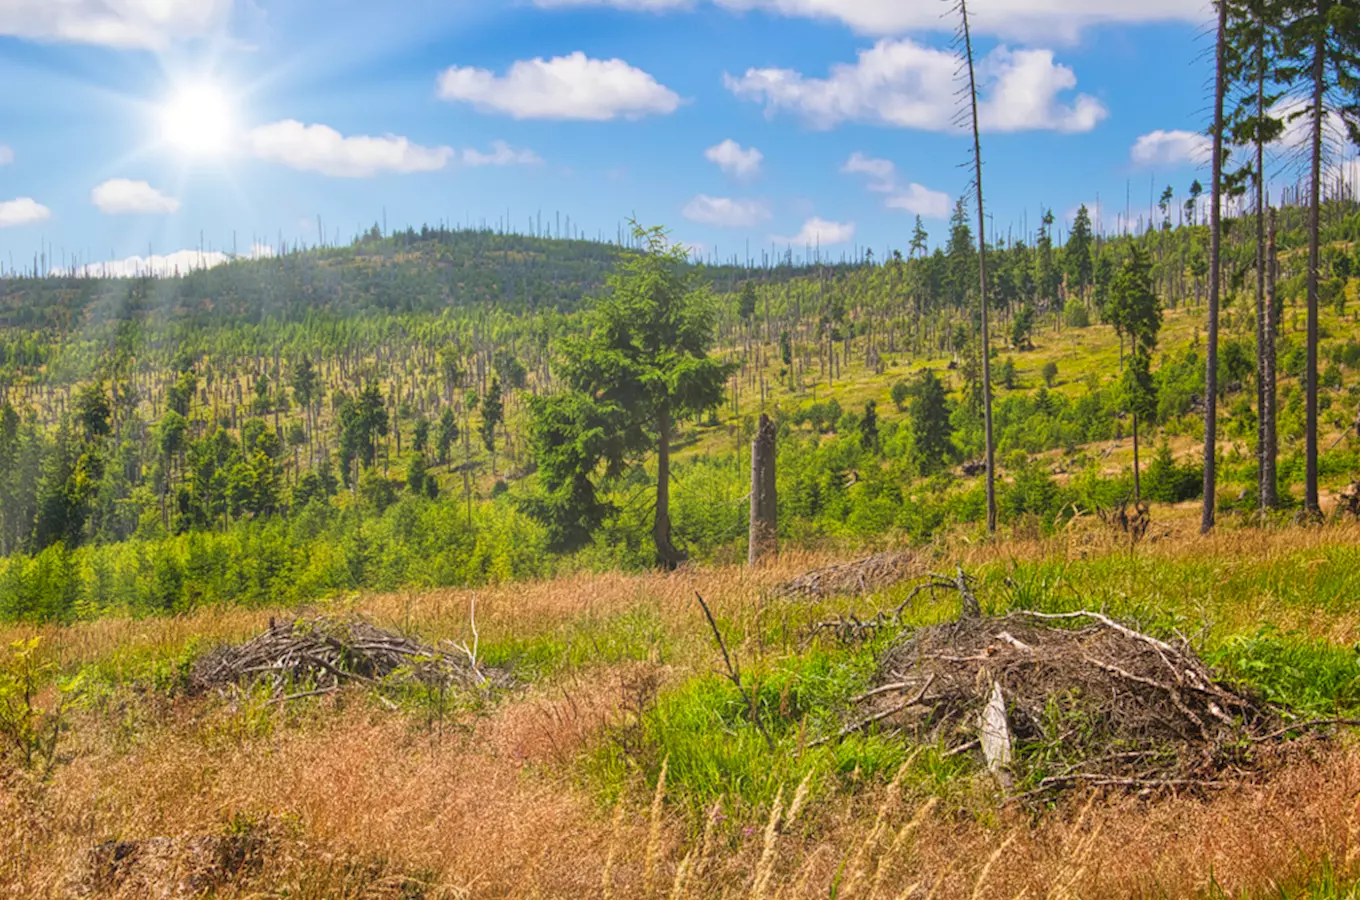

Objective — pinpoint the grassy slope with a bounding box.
[679,285,1358,501]
[4,518,1360,898]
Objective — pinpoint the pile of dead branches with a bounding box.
[862,612,1285,794]
[772,551,918,600]
[190,616,508,700]
[811,574,1352,798]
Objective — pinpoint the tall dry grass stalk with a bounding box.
[842,759,913,899]
[749,786,785,900]
[868,797,939,900]
[602,798,626,900]
[668,849,695,900]
[645,757,670,896]
[971,833,1018,900]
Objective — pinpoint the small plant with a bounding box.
[997,357,1018,390]
[890,380,910,411]
[0,637,85,778]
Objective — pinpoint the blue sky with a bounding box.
[0,0,1221,276]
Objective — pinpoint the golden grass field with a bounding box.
[4,515,1360,899]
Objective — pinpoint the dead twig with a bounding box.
[694,591,774,751]
[811,676,935,747]
[268,687,340,705]
[1249,717,1360,743]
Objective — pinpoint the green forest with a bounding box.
[4,188,1360,622]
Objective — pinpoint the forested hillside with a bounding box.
[2,193,1360,622]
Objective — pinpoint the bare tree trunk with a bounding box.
[1305,28,1326,517]
[653,402,686,569]
[1203,0,1228,535]
[1254,22,1270,515]
[748,413,777,565]
[1263,208,1280,508]
[959,0,998,536]
[1133,412,1142,503]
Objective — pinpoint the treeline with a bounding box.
[2,142,1360,617]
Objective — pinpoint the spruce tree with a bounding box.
[1278,0,1360,517]
[527,224,735,565]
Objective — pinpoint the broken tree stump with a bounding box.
[749,412,777,565]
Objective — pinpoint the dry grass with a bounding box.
[3,680,1359,898]
[4,521,1360,898]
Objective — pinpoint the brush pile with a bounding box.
[826,604,1294,798]
[190,616,507,698]
[773,551,918,600]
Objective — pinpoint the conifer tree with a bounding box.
[1226,0,1286,511]
[527,224,734,566]
[1278,0,1360,517]
[1065,205,1095,302]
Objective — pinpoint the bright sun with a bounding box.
[159,81,238,158]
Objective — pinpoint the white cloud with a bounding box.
[0,146,12,165]
[841,152,951,218]
[528,0,1201,41]
[841,151,896,191]
[725,40,1106,134]
[705,139,763,179]
[0,197,50,227]
[60,243,274,279]
[0,0,232,49]
[247,121,454,178]
[1130,129,1210,168]
[682,195,772,227]
[773,217,856,246]
[91,178,180,214]
[1273,98,1348,155]
[461,140,543,167]
[437,52,680,121]
[534,0,690,8]
[885,184,952,219]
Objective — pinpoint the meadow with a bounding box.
[4,514,1360,898]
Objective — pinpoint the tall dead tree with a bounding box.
[1204,0,1229,534]
[1263,208,1279,509]
[1280,0,1360,516]
[957,0,998,535]
[748,413,777,565]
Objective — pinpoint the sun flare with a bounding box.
[159,80,238,158]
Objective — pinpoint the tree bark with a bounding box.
[1255,22,1270,514]
[1203,0,1228,535]
[1133,412,1142,503]
[748,413,778,565]
[1305,26,1325,518]
[1263,208,1280,508]
[959,0,998,536]
[653,402,686,569]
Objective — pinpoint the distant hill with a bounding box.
[0,226,854,334]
